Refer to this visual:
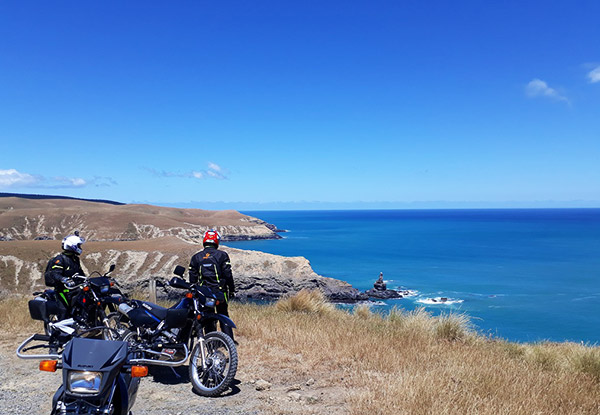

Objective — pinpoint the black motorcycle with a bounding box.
[110,265,238,396]
[18,332,148,414]
[27,264,127,353]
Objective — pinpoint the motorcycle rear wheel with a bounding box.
[189,331,238,396]
[103,312,130,341]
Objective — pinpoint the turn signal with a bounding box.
[110,281,115,287]
[185,292,193,299]
[215,300,220,306]
[131,366,148,378]
[83,286,90,292]
[39,360,57,372]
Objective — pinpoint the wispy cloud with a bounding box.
[147,162,228,180]
[0,168,115,189]
[525,79,570,104]
[52,176,87,188]
[91,176,118,187]
[0,169,40,188]
[587,66,600,83]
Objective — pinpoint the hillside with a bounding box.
[0,196,367,302]
[0,196,281,242]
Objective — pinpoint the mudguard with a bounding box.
[115,374,137,415]
[51,384,65,411]
[201,312,237,329]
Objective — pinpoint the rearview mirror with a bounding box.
[173,265,186,277]
[108,264,116,274]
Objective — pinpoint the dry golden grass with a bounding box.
[3,291,600,414]
[230,290,600,415]
[0,296,39,333]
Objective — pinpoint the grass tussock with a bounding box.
[434,311,474,341]
[273,289,336,316]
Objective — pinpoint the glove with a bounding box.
[60,277,75,288]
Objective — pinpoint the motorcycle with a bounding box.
[27,264,127,353]
[17,328,154,414]
[109,265,238,396]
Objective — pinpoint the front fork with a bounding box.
[197,336,208,370]
[192,298,208,370]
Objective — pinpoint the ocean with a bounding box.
[226,209,600,344]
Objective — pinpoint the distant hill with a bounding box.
[0,192,124,205]
[0,196,281,242]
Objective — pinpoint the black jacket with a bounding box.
[44,251,85,287]
[188,246,234,295]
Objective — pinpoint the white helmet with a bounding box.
[62,234,85,255]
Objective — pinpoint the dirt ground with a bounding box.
[0,334,349,415]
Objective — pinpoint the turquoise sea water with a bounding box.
[226,209,600,344]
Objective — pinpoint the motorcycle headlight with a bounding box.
[204,297,215,307]
[68,371,103,394]
[100,285,110,294]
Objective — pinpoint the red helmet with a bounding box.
[203,229,221,247]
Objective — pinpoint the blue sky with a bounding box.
[1,1,599,209]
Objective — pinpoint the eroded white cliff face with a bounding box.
[0,255,42,294]
[0,240,365,302]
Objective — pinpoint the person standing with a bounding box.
[188,229,236,341]
[44,232,86,317]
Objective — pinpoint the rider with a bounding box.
[44,232,86,317]
[188,229,236,342]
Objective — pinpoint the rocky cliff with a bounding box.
[0,237,366,302]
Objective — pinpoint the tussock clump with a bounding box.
[274,289,335,316]
[525,342,564,371]
[568,346,600,380]
[434,312,473,341]
[399,307,435,338]
[353,304,373,319]
[496,339,526,359]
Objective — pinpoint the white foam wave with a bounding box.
[416,297,463,305]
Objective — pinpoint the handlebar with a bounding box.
[16,334,61,360]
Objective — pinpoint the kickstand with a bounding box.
[169,367,182,378]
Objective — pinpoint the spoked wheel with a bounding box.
[43,314,59,336]
[189,331,238,396]
[103,312,130,340]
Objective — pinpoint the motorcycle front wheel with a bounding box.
[189,331,238,397]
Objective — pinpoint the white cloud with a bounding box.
[0,168,100,189]
[0,169,40,188]
[53,177,87,187]
[145,162,228,181]
[208,162,222,172]
[588,66,600,83]
[525,79,570,104]
[187,162,228,180]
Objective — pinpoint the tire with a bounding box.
[43,314,59,336]
[189,331,238,396]
[103,312,130,340]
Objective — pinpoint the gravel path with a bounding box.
[1,335,347,415]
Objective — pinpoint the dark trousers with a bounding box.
[206,301,234,341]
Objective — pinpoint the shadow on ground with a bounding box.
[148,365,189,385]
